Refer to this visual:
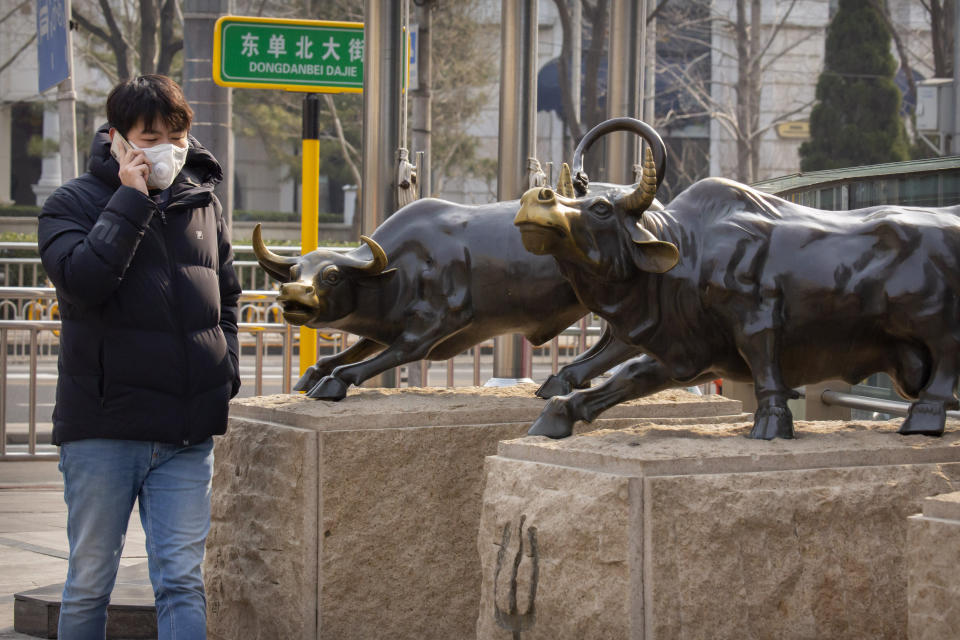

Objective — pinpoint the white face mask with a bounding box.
[132,141,188,190]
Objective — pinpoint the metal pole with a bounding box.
[572,0,582,125]
[606,0,645,184]
[0,329,6,456]
[493,0,538,382]
[473,347,481,386]
[407,2,433,388]
[29,329,37,455]
[644,4,657,124]
[58,0,77,182]
[255,330,264,397]
[300,94,320,377]
[183,0,234,226]
[361,0,404,235]
[361,0,403,388]
[953,3,960,154]
[283,323,292,394]
[411,1,432,196]
[821,389,960,420]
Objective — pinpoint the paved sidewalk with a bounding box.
[0,461,146,639]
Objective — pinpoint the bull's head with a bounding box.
[514,148,679,279]
[253,224,391,326]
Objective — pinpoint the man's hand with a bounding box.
[116,141,151,195]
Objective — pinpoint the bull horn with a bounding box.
[619,147,658,215]
[342,235,389,275]
[252,223,299,281]
[555,163,575,198]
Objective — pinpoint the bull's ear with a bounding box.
[628,222,679,273]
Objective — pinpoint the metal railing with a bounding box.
[0,257,45,288]
[820,389,960,420]
[0,241,352,291]
[0,285,601,460]
[0,320,59,461]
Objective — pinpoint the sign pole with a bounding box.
[212,15,365,385]
[299,94,321,376]
[36,0,76,182]
[57,0,77,182]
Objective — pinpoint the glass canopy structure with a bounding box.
[753,156,960,209]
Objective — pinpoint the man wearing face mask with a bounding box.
[38,74,241,640]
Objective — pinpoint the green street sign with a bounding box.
[214,16,364,93]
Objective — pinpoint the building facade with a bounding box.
[0,0,942,217]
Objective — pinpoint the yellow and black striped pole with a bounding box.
[300,94,320,377]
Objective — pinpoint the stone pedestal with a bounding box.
[476,420,960,640]
[204,386,744,640]
[907,491,960,640]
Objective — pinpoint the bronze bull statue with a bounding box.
[515,117,960,440]
[253,181,650,401]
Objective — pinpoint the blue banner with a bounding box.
[36,0,70,92]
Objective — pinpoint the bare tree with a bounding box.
[550,0,610,145]
[921,0,953,77]
[229,0,495,208]
[659,0,816,183]
[0,0,36,76]
[71,0,183,82]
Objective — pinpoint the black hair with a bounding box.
[105,75,193,137]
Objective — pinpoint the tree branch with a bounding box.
[0,0,30,27]
[747,99,815,143]
[323,94,362,188]
[752,0,798,65]
[550,0,584,141]
[0,33,36,76]
[647,0,674,24]
[72,8,111,44]
[74,2,131,80]
[156,0,182,75]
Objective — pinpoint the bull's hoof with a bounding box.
[536,375,572,399]
[527,398,576,439]
[307,375,349,401]
[294,366,323,392]
[899,403,946,436]
[748,405,795,440]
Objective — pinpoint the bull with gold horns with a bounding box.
[516,117,960,441]
[252,168,654,400]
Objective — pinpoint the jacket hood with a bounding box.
[88,123,223,200]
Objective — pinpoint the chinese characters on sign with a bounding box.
[214,17,364,93]
[36,0,71,92]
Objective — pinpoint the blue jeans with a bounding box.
[58,438,214,640]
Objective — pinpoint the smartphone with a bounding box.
[109,131,132,162]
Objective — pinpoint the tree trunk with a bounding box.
[552,0,584,142]
[74,0,132,81]
[140,0,158,74]
[582,0,608,131]
[157,0,182,75]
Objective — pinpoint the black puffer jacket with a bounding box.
[39,124,242,446]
